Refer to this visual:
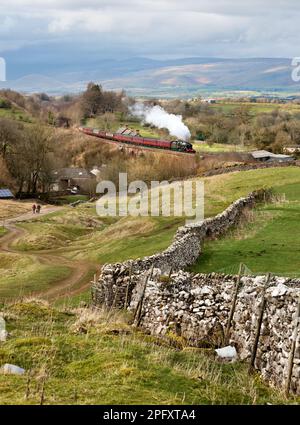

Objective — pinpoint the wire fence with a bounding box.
[215,262,300,278]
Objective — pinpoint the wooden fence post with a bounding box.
[133,264,154,326]
[285,297,300,397]
[224,263,244,345]
[149,264,154,280]
[124,264,133,310]
[248,272,271,374]
[90,274,97,302]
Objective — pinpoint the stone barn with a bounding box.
[50,168,96,194]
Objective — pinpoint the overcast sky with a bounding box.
[1,0,300,77]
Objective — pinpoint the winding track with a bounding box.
[0,207,97,302]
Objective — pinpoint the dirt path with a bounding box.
[0,206,98,302]
[4,206,62,224]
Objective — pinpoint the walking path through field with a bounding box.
[0,205,97,302]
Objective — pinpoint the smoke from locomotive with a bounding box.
[130,103,191,141]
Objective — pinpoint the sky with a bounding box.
[1,0,300,78]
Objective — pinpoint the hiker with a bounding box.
[36,204,41,214]
[32,204,36,214]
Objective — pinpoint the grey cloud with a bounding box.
[0,0,300,74]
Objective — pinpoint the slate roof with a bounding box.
[251,150,292,160]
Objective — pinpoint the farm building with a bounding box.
[251,150,294,163]
[50,168,96,193]
[0,189,14,200]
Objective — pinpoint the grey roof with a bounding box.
[251,150,292,160]
[52,168,94,180]
[251,150,273,159]
[0,189,14,199]
[271,154,293,159]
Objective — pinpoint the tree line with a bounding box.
[162,99,300,152]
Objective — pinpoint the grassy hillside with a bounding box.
[0,300,297,405]
[0,253,71,299]
[0,200,32,221]
[11,168,300,261]
[191,193,300,276]
[0,98,33,123]
[190,167,300,276]
[0,167,298,301]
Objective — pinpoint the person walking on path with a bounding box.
[36,204,41,214]
[32,204,36,214]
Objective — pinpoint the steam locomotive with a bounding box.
[78,126,196,154]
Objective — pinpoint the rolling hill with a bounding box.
[1,57,300,97]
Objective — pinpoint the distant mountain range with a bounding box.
[1,57,300,97]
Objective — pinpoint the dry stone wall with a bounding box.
[128,271,300,394]
[92,188,300,394]
[92,189,268,308]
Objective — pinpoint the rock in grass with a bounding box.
[0,316,7,342]
[1,364,25,375]
[215,346,237,361]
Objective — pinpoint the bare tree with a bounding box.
[6,123,56,195]
[0,117,21,159]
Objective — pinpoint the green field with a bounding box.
[0,300,297,405]
[193,141,250,153]
[191,191,300,276]
[190,168,300,276]
[209,101,300,115]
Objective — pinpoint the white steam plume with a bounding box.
[130,103,191,141]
